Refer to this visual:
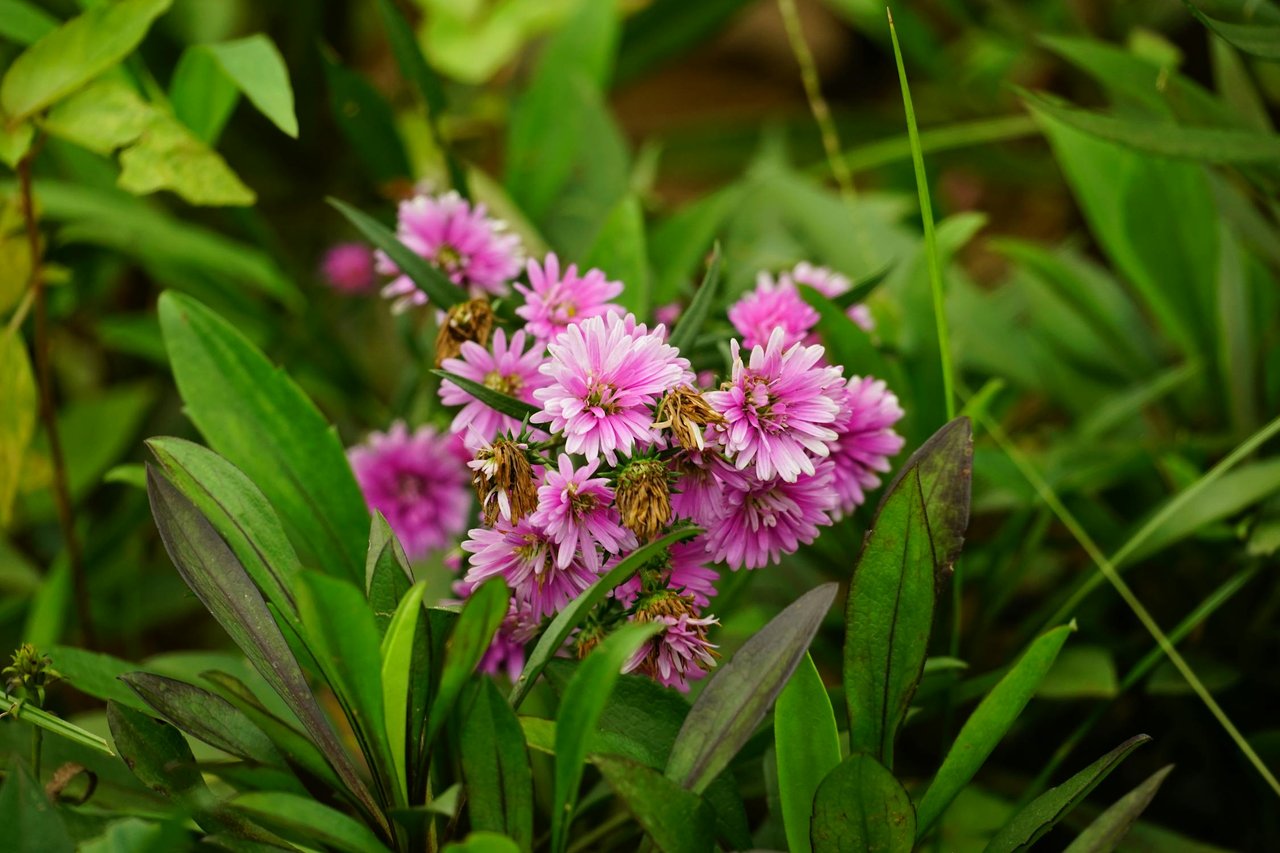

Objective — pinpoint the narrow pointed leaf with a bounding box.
[203,35,297,137]
[381,581,429,804]
[1063,765,1174,853]
[834,264,892,309]
[879,416,973,573]
[121,672,281,765]
[1183,2,1280,60]
[666,582,839,794]
[594,753,716,853]
[432,369,540,421]
[425,578,509,749]
[811,753,915,853]
[667,243,721,353]
[776,653,841,853]
[229,791,391,853]
[366,512,414,635]
[459,679,535,849]
[328,198,462,308]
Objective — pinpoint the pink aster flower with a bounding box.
[320,242,376,294]
[348,422,471,561]
[514,253,624,341]
[706,328,845,483]
[376,191,523,311]
[532,313,693,465]
[440,329,549,448]
[704,462,837,570]
[791,262,874,332]
[460,519,597,620]
[614,537,720,609]
[531,454,633,572]
[479,604,539,681]
[669,451,727,527]
[728,271,821,351]
[829,376,906,518]
[624,611,720,692]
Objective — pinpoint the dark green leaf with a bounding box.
[986,734,1152,853]
[107,701,208,802]
[810,753,915,853]
[834,264,891,309]
[380,581,429,804]
[79,818,188,853]
[460,679,535,849]
[1184,1,1280,60]
[0,760,73,853]
[667,243,721,353]
[666,583,838,794]
[425,578,509,750]
[121,672,280,765]
[775,653,840,853]
[51,646,152,712]
[159,291,369,585]
[594,753,716,853]
[510,528,699,707]
[431,369,540,422]
[1063,765,1174,853]
[328,198,462,309]
[617,0,754,83]
[229,791,390,853]
[366,512,414,634]
[321,50,412,186]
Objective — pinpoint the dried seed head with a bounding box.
[616,457,672,542]
[633,590,699,623]
[435,297,495,365]
[573,624,606,660]
[653,385,723,452]
[470,436,537,525]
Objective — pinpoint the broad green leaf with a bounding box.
[666,583,838,794]
[879,415,973,575]
[667,243,721,354]
[0,0,172,121]
[594,753,716,853]
[431,369,540,421]
[201,35,297,138]
[0,760,73,853]
[40,79,152,154]
[106,701,208,803]
[0,0,57,46]
[50,645,151,711]
[22,555,68,649]
[145,469,386,833]
[321,50,412,186]
[159,291,368,585]
[986,734,1152,853]
[1036,646,1119,700]
[915,622,1076,835]
[169,45,239,144]
[79,818,187,853]
[510,527,699,707]
[295,570,398,807]
[425,578,509,749]
[366,512,414,635]
[810,753,915,853]
[551,621,663,853]
[229,791,390,853]
[460,679,535,849]
[1063,765,1174,853]
[584,194,650,317]
[380,580,429,805]
[775,653,840,853]
[121,672,281,764]
[1184,1,1280,60]
[0,333,36,527]
[118,112,255,206]
[328,198,463,309]
[442,833,521,853]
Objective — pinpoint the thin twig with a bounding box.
[17,142,96,649]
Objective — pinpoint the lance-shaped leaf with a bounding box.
[121,672,282,765]
[915,622,1076,836]
[424,578,509,750]
[381,581,429,805]
[666,583,838,794]
[229,791,391,853]
[367,512,414,635]
[1183,1,1280,60]
[459,679,535,849]
[1063,765,1174,853]
[667,243,721,353]
[985,734,1152,853]
[878,416,973,574]
[432,369,540,422]
[511,527,699,707]
[107,701,211,804]
[146,468,388,834]
[594,753,716,853]
[811,752,916,853]
[328,198,462,308]
[776,653,840,853]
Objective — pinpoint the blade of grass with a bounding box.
[1,691,115,756]
[817,114,1040,176]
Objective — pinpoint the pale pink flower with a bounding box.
[531,454,633,572]
[624,611,719,692]
[704,462,837,570]
[515,253,624,341]
[728,271,820,350]
[614,537,720,608]
[440,329,548,448]
[460,519,597,620]
[829,376,906,518]
[669,451,727,527]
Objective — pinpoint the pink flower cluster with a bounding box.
[345,192,905,692]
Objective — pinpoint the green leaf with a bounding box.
[0,0,172,122]
[1,690,114,756]
[159,291,368,585]
[201,35,297,138]
[666,583,838,794]
[594,753,716,853]
[0,760,73,853]
[321,50,412,186]
[229,791,390,853]
[442,833,521,853]
[616,0,754,83]
[551,621,663,853]
[328,198,463,308]
[584,194,650,317]
[985,734,1152,853]
[915,622,1076,835]
[431,369,540,422]
[1036,646,1119,700]
[40,79,153,154]
[107,700,208,802]
[425,578,509,750]
[169,45,239,144]
[1184,1,1280,60]
[145,468,387,833]
[120,671,281,764]
[0,333,36,527]
[810,753,915,853]
[0,119,34,169]
[775,653,840,853]
[366,513,414,635]
[510,528,699,707]
[0,0,57,46]
[1063,765,1174,853]
[667,243,721,353]
[117,112,256,206]
[460,679,535,849]
[79,818,187,853]
[380,580,429,804]
[50,645,151,711]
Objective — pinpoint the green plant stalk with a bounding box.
[2,692,115,756]
[817,114,1040,177]
[980,411,1280,799]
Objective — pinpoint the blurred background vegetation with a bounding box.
[3,0,1280,849]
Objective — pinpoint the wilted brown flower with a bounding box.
[653,385,724,451]
[616,457,672,541]
[435,297,494,365]
[471,436,537,525]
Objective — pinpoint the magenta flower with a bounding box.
[460,519,597,620]
[515,253,624,341]
[615,536,720,608]
[348,422,471,560]
[829,376,906,518]
[377,191,523,311]
[440,329,549,448]
[791,262,874,332]
[669,452,727,527]
[531,454,633,572]
[728,271,821,350]
[624,611,719,692]
[320,242,376,294]
[532,313,693,465]
[704,462,837,570]
[706,328,845,483]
